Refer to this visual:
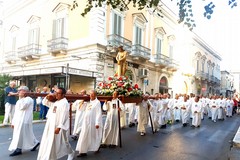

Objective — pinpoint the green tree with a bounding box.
[0,74,13,115]
[71,0,238,31]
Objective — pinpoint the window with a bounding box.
[156,37,162,54]
[196,60,199,72]
[54,77,65,88]
[134,25,142,45]
[132,13,147,45]
[112,12,122,35]
[169,44,173,58]
[201,61,205,72]
[12,36,16,51]
[52,18,66,38]
[28,28,40,44]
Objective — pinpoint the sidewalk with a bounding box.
[228,126,240,160]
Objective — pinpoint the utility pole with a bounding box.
[66,63,69,89]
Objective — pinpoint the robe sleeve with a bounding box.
[57,101,69,130]
[19,97,31,110]
[118,100,125,111]
[42,96,54,108]
[95,101,102,126]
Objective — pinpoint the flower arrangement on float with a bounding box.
[96,74,143,97]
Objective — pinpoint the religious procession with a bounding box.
[2,46,240,160]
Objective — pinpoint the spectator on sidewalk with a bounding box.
[3,81,18,125]
[33,87,41,112]
[39,87,49,120]
[8,86,40,156]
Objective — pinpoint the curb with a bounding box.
[0,120,47,128]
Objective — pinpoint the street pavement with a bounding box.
[0,114,240,160]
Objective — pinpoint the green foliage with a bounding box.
[0,74,13,115]
[177,0,196,31]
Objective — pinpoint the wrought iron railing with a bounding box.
[106,34,132,52]
[18,43,41,58]
[47,37,68,52]
[130,44,151,60]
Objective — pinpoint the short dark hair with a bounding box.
[58,87,66,95]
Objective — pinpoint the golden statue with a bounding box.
[116,46,127,77]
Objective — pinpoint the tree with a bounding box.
[71,0,238,31]
[0,74,13,115]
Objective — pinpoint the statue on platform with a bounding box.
[116,46,127,77]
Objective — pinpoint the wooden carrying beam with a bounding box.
[25,92,143,103]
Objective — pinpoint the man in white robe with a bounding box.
[71,100,87,140]
[191,96,202,128]
[226,97,234,117]
[37,87,74,160]
[76,90,103,157]
[180,95,191,127]
[172,94,181,123]
[8,86,39,156]
[210,95,218,123]
[159,93,168,129]
[102,91,124,147]
[125,103,136,127]
[217,95,226,120]
[137,94,152,136]
[71,89,88,140]
[149,93,160,132]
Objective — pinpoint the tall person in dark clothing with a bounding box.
[3,81,18,125]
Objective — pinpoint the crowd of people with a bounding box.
[2,81,240,159]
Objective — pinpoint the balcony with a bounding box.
[47,37,68,55]
[5,51,17,63]
[151,54,170,68]
[215,77,221,84]
[210,75,215,83]
[130,44,151,61]
[166,58,179,72]
[195,71,208,80]
[106,34,132,53]
[18,44,41,61]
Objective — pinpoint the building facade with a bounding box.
[0,0,222,96]
[221,70,234,97]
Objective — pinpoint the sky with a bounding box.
[192,0,240,72]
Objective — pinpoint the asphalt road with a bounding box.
[0,114,239,160]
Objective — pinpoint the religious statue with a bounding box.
[116,46,127,77]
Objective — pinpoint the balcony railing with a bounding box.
[130,44,151,60]
[106,34,132,53]
[5,51,17,63]
[215,77,221,84]
[210,75,215,83]
[47,37,68,54]
[151,54,170,67]
[18,43,41,60]
[195,71,208,80]
[167,58,179,72]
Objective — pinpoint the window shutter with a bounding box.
[52,20,56,39]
